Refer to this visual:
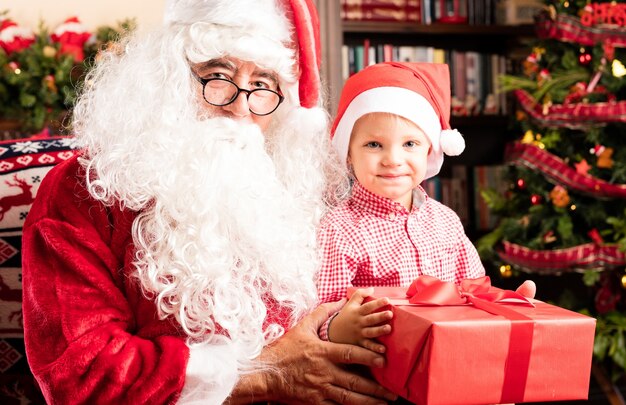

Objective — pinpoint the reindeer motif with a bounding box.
[0,274,22,327]
[0,174,34,221]
[0,381,31,404]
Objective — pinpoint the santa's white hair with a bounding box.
[71,0,347,377]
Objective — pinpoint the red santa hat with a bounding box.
[164,0,321,109]
[0,18,35,55]
[50,17,92,62]
[331,62,465,180]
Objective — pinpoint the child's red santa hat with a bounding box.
[331,62,465,180]
[164,0,321,109]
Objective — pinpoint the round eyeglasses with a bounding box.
[194,76,284,116]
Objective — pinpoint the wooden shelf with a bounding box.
[343,22,535,36]
[451,115,510,128]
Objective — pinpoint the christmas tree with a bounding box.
[477,0,626,381]
[0,13,135,134]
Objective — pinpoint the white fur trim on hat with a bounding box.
[0,25,34,42]
[332,86,446,180]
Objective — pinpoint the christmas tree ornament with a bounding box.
[549,185,570,207]
[575,159,591,175]
[538,68,551,86]
[595,284,619,314]
[543,230,557,244]
[621,274,626,289]
[0,18,35,54]
[588,228,604,245]
[499,264,512,278]
[516,178,526,189]
[43,75,58,93]
[613,59,626,78]
[590,144,605,156]
[530,194,542,205]
[7,61,21,75]
[50,17,92,62]
[42,45,57,58]
[570,204,576,211]
[521,130,535,144]
[596,147,614,169]
[523,53,540,76]
[578,47,592,65]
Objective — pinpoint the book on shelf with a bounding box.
[341,0,421,22]
[340,0,500,24]
[341,42,507,115]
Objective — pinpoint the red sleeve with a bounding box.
[22,156,189,404]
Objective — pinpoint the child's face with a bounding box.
[348,112,431,210]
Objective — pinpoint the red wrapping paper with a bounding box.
[347,281,596,404]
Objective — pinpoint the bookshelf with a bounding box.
[317,1,535,237]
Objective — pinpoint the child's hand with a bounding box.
[327,287,393,354]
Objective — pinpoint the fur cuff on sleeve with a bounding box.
[179,340,239,404]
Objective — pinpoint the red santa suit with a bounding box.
[23,155,189,403]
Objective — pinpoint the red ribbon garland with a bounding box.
[405,276,535,403]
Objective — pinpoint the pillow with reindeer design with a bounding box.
[0,135,79,337]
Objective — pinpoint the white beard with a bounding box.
[109,117,319,359]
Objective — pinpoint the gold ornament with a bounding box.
[521,130,534,144]
[499,265,513,278]
[613,59,626,78]
[621,274,626,289]
[43,45,57,58]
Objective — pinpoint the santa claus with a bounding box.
[22,0,395,404]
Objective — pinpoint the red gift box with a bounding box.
[347,277,596,404]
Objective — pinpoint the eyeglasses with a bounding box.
[193,74,284,116]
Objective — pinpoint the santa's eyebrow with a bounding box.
[252,70,279,87]
[196,59,279,87]
[197,59,237,72]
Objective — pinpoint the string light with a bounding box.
[612,60,626,78]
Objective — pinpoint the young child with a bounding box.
[317,62,485,352]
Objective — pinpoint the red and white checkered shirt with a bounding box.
[317,182,485,304]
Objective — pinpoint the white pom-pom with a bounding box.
[440,128,465,156]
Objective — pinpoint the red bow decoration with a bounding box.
[406,275,534,307]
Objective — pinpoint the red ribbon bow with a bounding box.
[406,275,534,307]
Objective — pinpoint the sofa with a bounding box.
[0,134,79,404]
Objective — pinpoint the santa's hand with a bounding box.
[515,280,536,299]
[260,300,397,404]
